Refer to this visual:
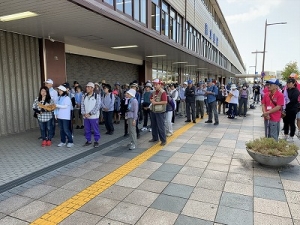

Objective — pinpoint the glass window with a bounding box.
[185,23,189,48]
[134,0,140,21]
[162,2,169,36]
[141,0,146,24]
[103,0,113,5]
[151,1,160,32]
[170,9,176,41]
[177,15,182,44]
[116,0,124,12]
[125,0,132,16]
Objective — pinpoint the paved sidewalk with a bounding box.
[0,107,300,225]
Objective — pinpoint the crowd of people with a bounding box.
[32,74,299,149]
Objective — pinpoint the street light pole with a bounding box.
[261,19,287,80]
[252,50,264,74]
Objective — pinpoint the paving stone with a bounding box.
[136,208,178,225]
[175,215,213,225]
[289,203,300,220]
[10,200,56,222]
[60,210,102,225]
[182,199,218,221]
[0,214,4,220]
[0,195,33,214]
[179,166,204,177]
[254,186,286,202]
[39,188,78,205]
[93,163,121,173]
[0,216,28,225]
[178,147,198,154]
[172,173,200,187]
[215,205,253,225]
[254,212,293,225]
[151,194,187,214]
[106,202,147,224]
[220,192,253,211]
[172,152,193,159]
[165,157,190,165]
[148,155,169,163]
[254,197,291,218]
[279,165,300,181]
[77,161,103,170]
[190,187,222,204]
[116,176,145,188]
[285,190,300,204]
[18,184,56,199]
[79,170,107,181]
[148,170,177,182]
[139,161,162,170]
[163,183,194,199]
[294,219,300,225]
[79,196,119,216]
[254,176,283,189]
[137,179,168,193]
[155,150,175,157]
[96,218,126,225]
[123,189,159,207]
[202,169,228,180]
[185,160,208,168]
[282,179,300,191]
[61,178,94,192]
[224,181,253,196]
[209,157,231,165]
[157,163,183,173]
[128,168,155,179]
[229,165,253,176]
[197,177,225,191]
[99,185,133,201]
[227,172,253,185]
[62,167,91,177]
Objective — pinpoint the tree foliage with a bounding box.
[281,61,299,81]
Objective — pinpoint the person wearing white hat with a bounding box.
[125,89,139,150]
[227,84,239,119]
[55,85,74,147]
[81,82,102,148]
[44,78,58,137]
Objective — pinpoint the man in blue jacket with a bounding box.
[205,79,219,125]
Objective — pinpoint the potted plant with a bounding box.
[246,137,299,167]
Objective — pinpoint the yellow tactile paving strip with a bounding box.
[31,119,199,225]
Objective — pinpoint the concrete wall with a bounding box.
[66,53,140,86]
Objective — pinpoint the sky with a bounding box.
[218,0,300,74]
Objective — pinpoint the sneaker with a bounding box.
[141,127,147,131]
[67,143,74,148]
[41,140,47,147]
[149,139,158,142]
[94,142,99,148]
[287,136,294,142]
[205,120,212,123]
[214,122,219,125]
[129,144,136,150]
[83,141,92,146]
[160,141,167,146]
[148,128,152,132]
[57,142,66,147]
[193,120,196,123]
[166,132,173,137]
[185,120,191,122]
[46,140,52,146]
[123,133,129,137]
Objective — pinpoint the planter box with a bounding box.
[247,148,298,167]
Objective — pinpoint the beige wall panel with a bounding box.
[0,30,40,136]
[170,0,185,16]
[186,0,195,25]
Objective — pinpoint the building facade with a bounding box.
[0,0,245,135]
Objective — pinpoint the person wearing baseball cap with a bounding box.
[149,79,167,146]
[261,78,284,141]
[281,78,300,142]
[55,85,74,148]
[81,82,102,148]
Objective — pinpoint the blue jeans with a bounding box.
[58,119,73,143]
[38,119,53,141]
[103,111,114,132]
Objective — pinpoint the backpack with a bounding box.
[114,95,121,111]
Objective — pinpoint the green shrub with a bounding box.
[246,137,299,157]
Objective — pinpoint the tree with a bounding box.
[281,61,299,81]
